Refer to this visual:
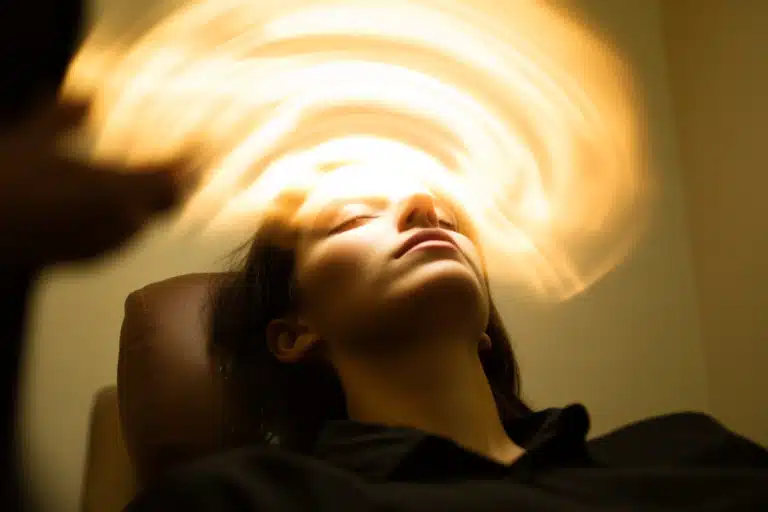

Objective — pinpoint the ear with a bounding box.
[479,332,492,352]
[266,317,321,363]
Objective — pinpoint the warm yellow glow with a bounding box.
[64,0,647,300]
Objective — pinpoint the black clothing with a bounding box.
[1,269,38,511]
[1,3,84,509]
[127,405,768,511]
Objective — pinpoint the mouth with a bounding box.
[395,228,460,259]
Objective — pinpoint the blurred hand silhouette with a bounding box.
[0,98,195,268]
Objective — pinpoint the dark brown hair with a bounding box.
[210,191,531,453]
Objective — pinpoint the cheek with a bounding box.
[460,242,492,310]
[459,240,487,283]
[297,237,381,304]
[297,238,386,340]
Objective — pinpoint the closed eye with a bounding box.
[329,215,377,234]
[438,219,458,231]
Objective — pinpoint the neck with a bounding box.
[334,336,523,465]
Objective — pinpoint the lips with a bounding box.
[395,228,459,258]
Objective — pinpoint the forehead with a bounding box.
[298,163,441,215]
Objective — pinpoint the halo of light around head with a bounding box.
[64,0,648,300]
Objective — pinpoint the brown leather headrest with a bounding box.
[117,273,230,485]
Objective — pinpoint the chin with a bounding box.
[393,259,488,315]
[349,262,488,353]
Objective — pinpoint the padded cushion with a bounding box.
[117,273,230,484]
[81,386,136,512]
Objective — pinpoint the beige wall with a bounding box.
[506,0,707,430]
[661,0,768,445]
[19,1,715,511]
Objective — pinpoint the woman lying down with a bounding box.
[0,1,763,509]
[123,164,767,511]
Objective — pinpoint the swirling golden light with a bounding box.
[64,0,647,300]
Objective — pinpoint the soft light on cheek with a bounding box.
[298,245,369,307]
[63,0,648,301]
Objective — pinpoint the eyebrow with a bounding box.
[313,196,390,224]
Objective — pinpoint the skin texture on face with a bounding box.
[268,163,491,365]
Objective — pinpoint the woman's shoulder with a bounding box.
[586,411,767,468]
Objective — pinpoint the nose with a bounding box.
[397,192,439,231]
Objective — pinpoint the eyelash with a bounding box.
[439,219,458,230]
[330,214,458,234]
[329,215,376,233]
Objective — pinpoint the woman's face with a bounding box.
[292,164,490,356]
